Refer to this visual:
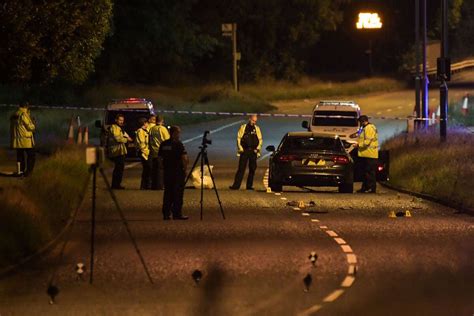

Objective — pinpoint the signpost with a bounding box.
[356,12,382,77]
[222,23,239,91]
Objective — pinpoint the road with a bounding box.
[0,115,473,316]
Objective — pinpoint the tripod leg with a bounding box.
[204,155,226,220]
[184,152,201,186]
[90,166,97,284]
[200,151,204,221]
[48,168,92,286]
[98,168,154,284]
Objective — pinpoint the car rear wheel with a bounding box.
[338,182,353,193]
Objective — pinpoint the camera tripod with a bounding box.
[184,143,225,220]
[48,164,153,294]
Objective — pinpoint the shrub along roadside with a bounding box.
[0,147,89,268]
[382,130,474,212]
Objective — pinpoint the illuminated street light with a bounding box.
[356,12,382,76]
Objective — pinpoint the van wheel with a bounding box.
[338,182,353,193]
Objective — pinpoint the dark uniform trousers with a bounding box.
[232,149,257,189]
[140,157,152,189]
[162,171,185,218]
[111,155,126,188]
[361,157,377,192]
[17,148,35,175]
[151,158,163,189]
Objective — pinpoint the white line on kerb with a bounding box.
[182,120,244,144]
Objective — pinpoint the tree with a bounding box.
[0,0,112,84]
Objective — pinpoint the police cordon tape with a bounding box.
[0,103,439,121]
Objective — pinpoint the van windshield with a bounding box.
[312,110,358,127]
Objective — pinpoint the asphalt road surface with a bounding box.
[1,115,473,316]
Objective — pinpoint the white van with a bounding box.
[302,100,360,144]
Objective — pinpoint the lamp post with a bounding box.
[356,12,382,76]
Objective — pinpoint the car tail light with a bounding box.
[332,155,349,164]
[278,154,298,162]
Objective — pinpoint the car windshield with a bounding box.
[283,136,344,152]
[312,110,358,127]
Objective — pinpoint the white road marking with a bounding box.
[280,197,287,200]
[334,238,346,245]
[293,207,301,211]
[274,193,281,196]
[182,120,245,144]
[326,230,338,237]
[258,152,273,161]
[323,289,345,302]
[302,213,310,216]
[311,219,320,222]
[297,305,323,316]
[347,254,357,264]
[341,245,353,253]
[386,108,392,112]
[319,225,328,229]
[341,276,356,287]
[348,265,357,275]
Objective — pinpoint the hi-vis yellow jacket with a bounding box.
[149,124,170,158]
[135,127,150,160]
[107,124,128,158]
[236,123,263,157]
[10,107,35,149]
[358,123,379,159]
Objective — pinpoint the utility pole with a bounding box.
[414,0,421,128]
[438,0,450,141]
[421,0,429,128]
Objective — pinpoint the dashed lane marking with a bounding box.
[280,197,287,200]
[319,225,328,229]
[302,213,310,216]
[297,305,323,316]
[347,254,357,264]
[293,207,301,211]
[334,238,346,245]
[341,245,353,253]
[322,289,345,303]
[348,265,357,275]
[341,276,356,288]
[311,219,320,223]
[325,230,338,237]
[182,120,245,144]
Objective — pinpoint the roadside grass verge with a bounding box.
[0,147,89,268]
[382,129,474,211]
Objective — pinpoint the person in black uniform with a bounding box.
[229,115,263,190]
[158,126,189,220]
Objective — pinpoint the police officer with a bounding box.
[148,115,156,130]
[158,126,189,220]
[354,115,379,193]
[229,115,263,190]
[135,117,151,190]
[10,102,36,176]
[149,115,170,190]
[108,114,132,189]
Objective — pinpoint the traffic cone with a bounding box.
[77,127,83,144]
[83,127,89,145]
[298,201,305,208]
[462,93,469,116]
[67,117,75,144]
[405,210,412,217]
[266,187,272,193]
[388,211,396,218]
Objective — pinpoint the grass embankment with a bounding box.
[382,130,474,211]
[0,147,89,268]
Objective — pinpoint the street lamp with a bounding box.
[356,12,382,76]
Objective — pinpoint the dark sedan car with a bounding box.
[267,132,354,193]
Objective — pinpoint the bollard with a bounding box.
[17,162,21,174]
[462,93,469,116]
[67,117,75,144]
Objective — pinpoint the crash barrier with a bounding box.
[411,58,474,77]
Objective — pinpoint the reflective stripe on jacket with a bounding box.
[10,108,35,149]
[236,123,262,157]
[135,127,150,160]
[358,123,379,159]
[149,124,170,158]
[107,124,128,157]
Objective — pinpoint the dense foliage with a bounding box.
[0,0,112,84]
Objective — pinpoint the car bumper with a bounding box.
[271,167,353,187]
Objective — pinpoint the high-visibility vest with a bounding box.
[236,123,263,157]
[358,123,379,159]
[10,108,35,149]
[135,127,150,160]
[149,124,170,158]
[107,124,128,157]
